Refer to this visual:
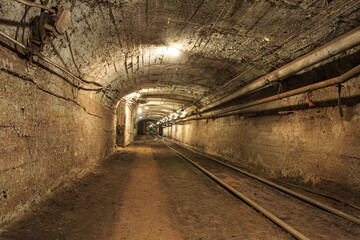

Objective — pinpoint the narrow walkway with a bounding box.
[0,137,292,240]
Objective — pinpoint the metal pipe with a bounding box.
[337,84,344,117]
[13,0,56,14]
[0,30,26,49]
[184,64,360,121]
[198,26,360,113]
[65,30,82,75]
[162,141,310,240]
[221,64,360,114]
[0,30,103,88]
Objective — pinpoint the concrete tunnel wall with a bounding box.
[0,48,118,224]
[163,75,360,205]
[115,101,137,147]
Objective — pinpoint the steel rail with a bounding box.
[166,140,360,225]
[162,141,310,240]
[270,179,360,212]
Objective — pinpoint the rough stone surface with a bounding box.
[124,103,137,146]
[0,41,116,225]
[164,76,360,205]
[115,101,137,147]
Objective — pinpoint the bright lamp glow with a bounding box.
[155,46,181,56]
[167,47,180,56]
[126,92,141,99]
[138,108,142,114]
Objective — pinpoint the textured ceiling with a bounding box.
[1,0,360,120]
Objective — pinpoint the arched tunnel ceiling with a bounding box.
[137,98,184,121]
[2,0,360,111]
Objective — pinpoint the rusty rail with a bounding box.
[167,139,360,225]
[162,141,310,240]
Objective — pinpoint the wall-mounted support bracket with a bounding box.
[337,84,344,117]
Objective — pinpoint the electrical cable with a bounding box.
[166,0,205,43]
[13,0,56,14]
[0,30,104,91]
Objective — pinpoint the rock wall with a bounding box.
[125,104,137,146]
[115,101,137,147]
[164,76,360,205]
[115,102,126,147]
[0,45,116,225]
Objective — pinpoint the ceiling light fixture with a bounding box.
[167,47,180,56]
[155,46,181,56]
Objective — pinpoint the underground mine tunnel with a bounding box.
[1,0,360,239]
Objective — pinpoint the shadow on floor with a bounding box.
[0,150,135,240]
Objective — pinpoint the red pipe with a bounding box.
[143,121,147,135]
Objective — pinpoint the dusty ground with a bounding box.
[0,136,292,240]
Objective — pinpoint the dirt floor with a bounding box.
[0,136,293,240]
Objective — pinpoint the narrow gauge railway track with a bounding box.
[162,140,360,240]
